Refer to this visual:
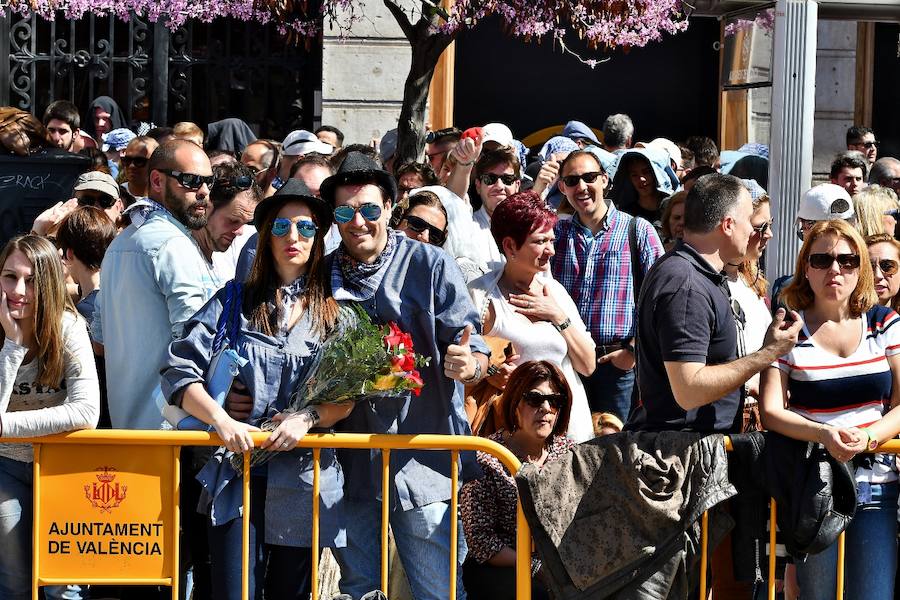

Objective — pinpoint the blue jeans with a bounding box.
[0,456,32,600]
[795,480,898,600]
[333,498,467,600]
[580,361,635,421]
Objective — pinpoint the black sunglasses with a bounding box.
[214,175,254,190]
[159,169,215,191]
[479,173,518,186]
[752,219,774,237]
[120,155,148,168]
[522,391,565,411]
[401,214,447,247]
[560,172,602,187]
[808,253,861,270]
[76,191,117,209]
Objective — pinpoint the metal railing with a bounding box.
[17,431,530,600]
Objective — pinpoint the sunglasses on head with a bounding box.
[752,219,774,236]
[214,175,254,190]
[522,391,565,411]
[871,258,899,276]
[158,169,215,190]
[271,217,317,239]
[401,214,446,246]
[76,191,116,209]
[333,202,383,224]
[808,253,861,270]
[120,155,148,168]
[479,173,518,186]
[560,171,602,187]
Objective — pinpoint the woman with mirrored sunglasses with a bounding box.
[866,233,900,312]
[760,219,900,599]
[162,179,352,600]
[460,360,574,600]
[395,190,448,247]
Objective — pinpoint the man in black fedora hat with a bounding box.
[322,151,489,600]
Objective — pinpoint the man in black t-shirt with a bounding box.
[627,173,802,433]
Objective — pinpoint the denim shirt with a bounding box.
[330,235,490,511]
[93,208,220,430]
[160,285,345,548]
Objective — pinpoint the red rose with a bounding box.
[384,322,406,350]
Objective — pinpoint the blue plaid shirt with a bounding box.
[551,203,664,345]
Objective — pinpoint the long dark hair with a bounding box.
[243,200,338,337]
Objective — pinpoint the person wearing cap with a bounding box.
[562,120,601,149]
[610,148,675,226]
[101,127,136,179]
[162,177,351,600]
[270,130,334,194]
[319,151,489,600]
[73,171,125,225]
[193,162,262,283]
[377,128,399,174]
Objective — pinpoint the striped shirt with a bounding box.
[776,304,900,482]
[551,204,664,345]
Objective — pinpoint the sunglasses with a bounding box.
[560,171,602,187]
[871,259,899,276]
[272,217,317,239]
[884,209,900,219]
[401,214,446,246]
[159,169,215,191]
[333,202,383,224]
[120,155,148,168]
[752,219,774,237]
[76,192,116,209]
[808,253,861,270]
[214,175,254,190]
[479,173,518,186]
[522,391,565,411]
[856,141,880,149]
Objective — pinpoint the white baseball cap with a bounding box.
[281,130,334,157]
[797,183,855,221]
[482,123,514,148]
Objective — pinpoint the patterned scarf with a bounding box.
[272,275,308,335]
[123,198,166,229]
[332,230,403,302]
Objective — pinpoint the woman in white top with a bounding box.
[468,191,595,442]
[725,180,774,402]
[0,235,100,599]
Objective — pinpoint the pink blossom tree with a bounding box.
[10,0,690,162]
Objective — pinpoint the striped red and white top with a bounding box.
[776,304,900,483]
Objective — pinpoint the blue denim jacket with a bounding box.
[93,208,220,430]
[160,284,345,548]
[330,236,490,511]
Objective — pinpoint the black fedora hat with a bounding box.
[320,151,398,206]
[254,178,332,231]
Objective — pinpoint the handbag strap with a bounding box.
[211,280,243,355]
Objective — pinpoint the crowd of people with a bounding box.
[0,95,899,600]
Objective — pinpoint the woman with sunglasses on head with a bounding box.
[468,191,595,443]
[866,233,900,311]
[396,190,448,247]
[460,360,574,600]
[0,235,100,599]
[725,180,774,408]
[162,179,353,600]
[759,219,900,599]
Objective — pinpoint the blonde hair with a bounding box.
[865,233,900,312]
[781,220,877,317]
[172,121,204,147]
[738,195,771,298]
[592,412,623,436]
[853,185,900,237]
[0,235,77,386]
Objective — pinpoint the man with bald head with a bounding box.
[93,139,219,430]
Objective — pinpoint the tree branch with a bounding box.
[383,0,415,41]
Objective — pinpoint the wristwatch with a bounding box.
[861,427,879,451]
[303,406,321,427]
[462,360,483,384]
[553,317,572,332]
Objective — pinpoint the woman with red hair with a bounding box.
[468,191,595,442]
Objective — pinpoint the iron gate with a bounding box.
[0,9,320,139]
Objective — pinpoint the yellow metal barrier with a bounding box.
[15,431,529,600]
[697,437,900,600]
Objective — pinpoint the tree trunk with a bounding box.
[384,0,455,168]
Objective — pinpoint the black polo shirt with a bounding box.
[626,239,742,433]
